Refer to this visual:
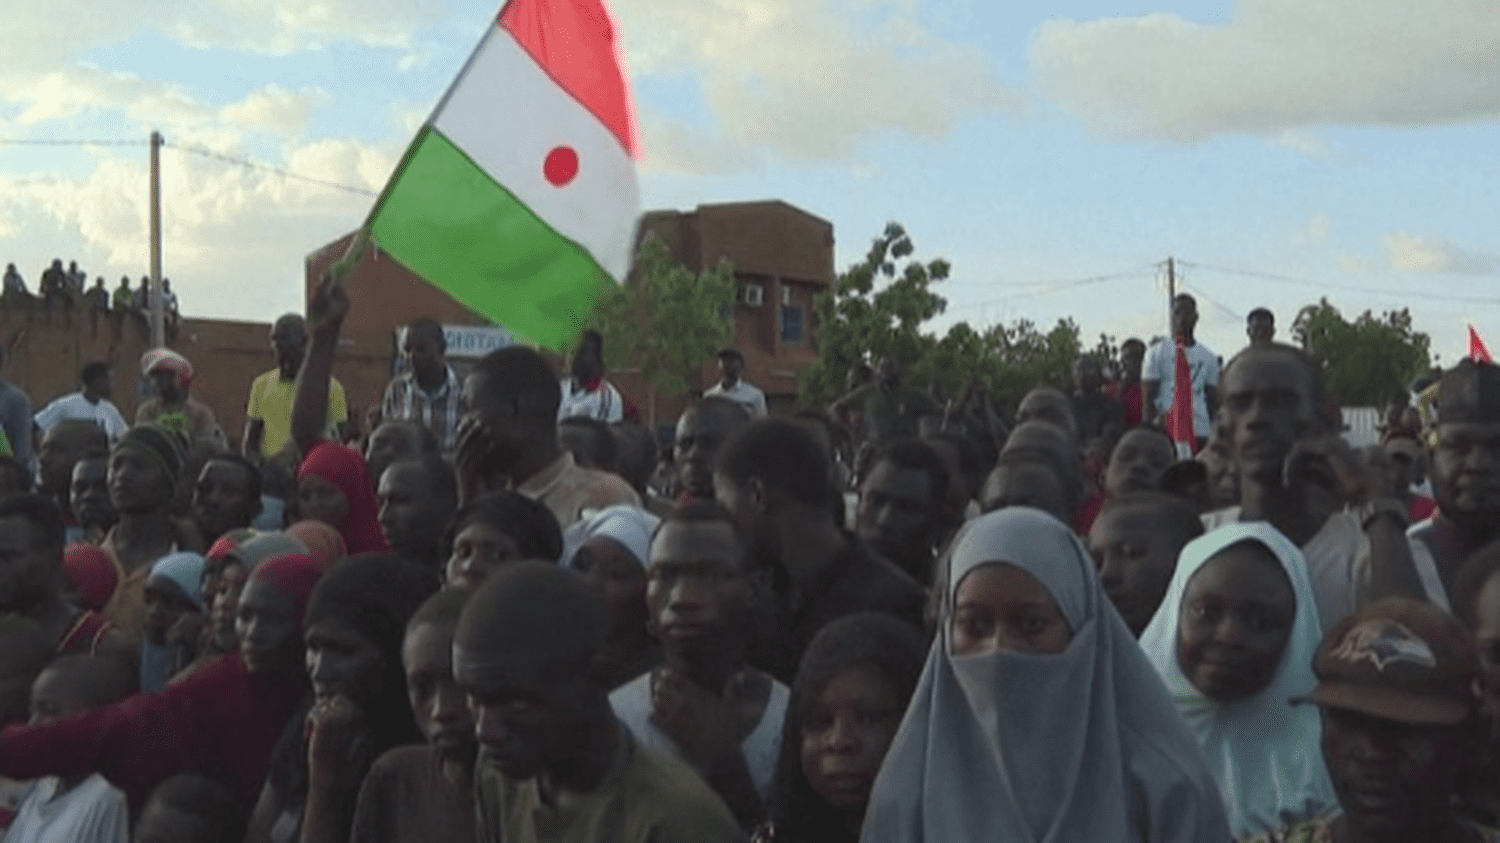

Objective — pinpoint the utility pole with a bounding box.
[149,130,164,349]
[1165,255,1176,332]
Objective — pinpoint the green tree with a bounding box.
[588,235,736,414]
[1291,298,1431,406]
[801,221,1086,415]
[801,222,950,409]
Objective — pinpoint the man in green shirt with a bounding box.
[454,561,745,843]
[1251,599,1494,843]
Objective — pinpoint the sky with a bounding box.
[1,0,1496,366]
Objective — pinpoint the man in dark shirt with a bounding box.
[854,439,950,586]
[714,418,927,683]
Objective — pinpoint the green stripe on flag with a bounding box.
[369,129,612,349]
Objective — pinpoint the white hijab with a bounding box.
[863,507,1228,843]
[560,504,659,569]
[1138,522,1337,838]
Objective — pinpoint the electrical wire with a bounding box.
[1178,260,1497,305]
[166,142,378,196]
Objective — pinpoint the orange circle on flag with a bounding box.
[544,146,579,186]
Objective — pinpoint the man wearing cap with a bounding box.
[100,424,203,644]
[135,348,225,448]
[1410,359,1500,598]
[1251,598,1492,843]
[703,348,766,418]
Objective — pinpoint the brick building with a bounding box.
[307,199,836,426]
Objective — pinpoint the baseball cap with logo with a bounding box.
[1296,597,1481,725]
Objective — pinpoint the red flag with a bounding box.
[1469,324,1492,363]
[1166,339,1198,457]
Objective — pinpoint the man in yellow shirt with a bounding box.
[243,314,346,459]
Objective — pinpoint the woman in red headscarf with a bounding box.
[0,553,322,817]
[289,279,390,556]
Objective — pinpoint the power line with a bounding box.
[166,142,378,196]
[1178,259,1498,305]
[0,138,149,148]
[0,136,378,197]
[945,270,1157,312]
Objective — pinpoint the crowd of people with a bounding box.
[0,274,1495,843]
[3,260,180,338]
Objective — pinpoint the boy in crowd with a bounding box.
[1088,492,1204,636]
[133,774,246,843]
[1253,599,1492,842]
[8,655,134,842]
[612,502,790,829]
[455,561,745,842]
[350,588,476,843]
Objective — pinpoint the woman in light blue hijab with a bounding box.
[1139,522,1337,838]
[140,552,205,692]
[863,507,1229,843]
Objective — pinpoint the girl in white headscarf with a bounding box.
[1139,522,1338,839]
[565,505,661,690]
[863,507,1229,843]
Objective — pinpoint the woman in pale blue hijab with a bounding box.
[1139,522,1337,839]
[863,507,1229,843]
[140,552,205,692]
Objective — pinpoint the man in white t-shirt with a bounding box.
[32,362,128,443]
[703,348,767,418]
[1142,294,1219,450]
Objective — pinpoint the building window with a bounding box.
[781,305,805,343]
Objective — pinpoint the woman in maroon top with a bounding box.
[0,553,322,816]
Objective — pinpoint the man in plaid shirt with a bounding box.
[381,317,462,453]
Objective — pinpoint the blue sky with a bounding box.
[1,0,1496,367]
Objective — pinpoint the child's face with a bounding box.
[29,668,87,727]
[143,580,197,646]
[1176,542,1295,702]
[1088,507,1182,636]
[1472,571,1500,724]
[403,621,476,769]
[800,664,904,814]
[1320,706,1470,833]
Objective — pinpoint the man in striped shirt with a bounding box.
[381,318,462,454]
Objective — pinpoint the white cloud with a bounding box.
[219,85,330,137]
[1029,0,1500,141]
[0,135,400,322]
[1384,233,1499,275]
[1300,213,1331,244]
[615,0,1022,169]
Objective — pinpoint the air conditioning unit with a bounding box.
[742,284,764,307]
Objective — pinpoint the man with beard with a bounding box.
[558,330,628,423]
[611,501,788,829]
[675,397,751,502]
[1410,360,1500,595]
[192,454,263,546]
[854,439,949,586]
[714,418,925,683]
[69,455,115,544]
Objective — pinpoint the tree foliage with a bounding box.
[1291,298,1431,407]
[801,222,1084,414]
[589,235,736,401]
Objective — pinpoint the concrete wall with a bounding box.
[0,304,395,446]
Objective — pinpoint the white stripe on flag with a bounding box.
[433,24,639,281]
